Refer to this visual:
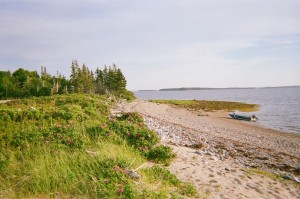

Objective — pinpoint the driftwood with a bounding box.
[125,158,148,179]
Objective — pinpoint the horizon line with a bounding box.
[135,85,300,92]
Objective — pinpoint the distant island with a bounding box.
[159,87,254,91]
[137,89,157,91]
[136,85,300,92]
[158,85,300,91]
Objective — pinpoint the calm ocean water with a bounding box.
[134,87,300,134]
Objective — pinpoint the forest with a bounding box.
[0,60,134,100]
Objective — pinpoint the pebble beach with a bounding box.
[119,99,300,198]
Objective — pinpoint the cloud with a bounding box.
[0,0,300,89]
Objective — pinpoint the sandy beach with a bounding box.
[120,99,300,199]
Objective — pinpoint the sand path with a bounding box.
[120,100,300,199]
[0,100,11,104]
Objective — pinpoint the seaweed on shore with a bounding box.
[151,99,259,112]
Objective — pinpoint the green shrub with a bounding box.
[115,90,136,101]
[116,112,144,124]
[43,124,84,149]
[144,165,181,186]
[180,183,197,196]
[147,145,176,165]
[109,114,159,151]
[0,154,8,171]
[0,94,196,198]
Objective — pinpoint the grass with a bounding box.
[244,168,280,179]
[151,99,259,112]
[242,168,300,187]
[0,94,197,198]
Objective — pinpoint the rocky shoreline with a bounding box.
[121,100,300,179]
[116,99,300,198]
[143,115,300,179]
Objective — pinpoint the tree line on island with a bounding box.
[0,60,134,100]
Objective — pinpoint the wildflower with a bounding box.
[100,125,105,129]
[127,132,131,137]
[103,179,110,183]
[122,169,128,173]
[114,166,119,171]
[134,134,139,138]
[68,139,73,145]
[57,124,62,128]
[118,187,124,194]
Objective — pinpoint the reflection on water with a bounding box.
[135,87,300,134]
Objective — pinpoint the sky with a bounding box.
[0,0,300,90]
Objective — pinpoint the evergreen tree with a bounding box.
[81,64,94,94]
[39,66,53,96]
[0,71,13,99]
[115,68,127,91]
[102,64,127,93]
[95,68,106,94]
[70,60,81,92]
[0,60,132,99]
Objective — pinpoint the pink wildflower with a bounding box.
[118,187,124,194]
[109,118,116,122]
[122,169,128,173]
[114,166,119,171]
[68,139,73,145]
[57,124,62,128]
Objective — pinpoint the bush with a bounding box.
[116,112,144,125]
[144,165,181,186]
[109,113,159,151]
[0,94,194,198]
[180,183,197,196]
[147,145,176,165]
[115,90,136,101]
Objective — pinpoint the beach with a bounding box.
[120,99,300,198]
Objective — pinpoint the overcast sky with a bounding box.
[0,0,299,90]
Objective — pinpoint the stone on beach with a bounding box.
[116,100,300,198]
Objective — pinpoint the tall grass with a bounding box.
[0,94,196,198]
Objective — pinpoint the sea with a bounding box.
[134,86,300,134]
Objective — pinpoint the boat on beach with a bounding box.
[229,113,258,121]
